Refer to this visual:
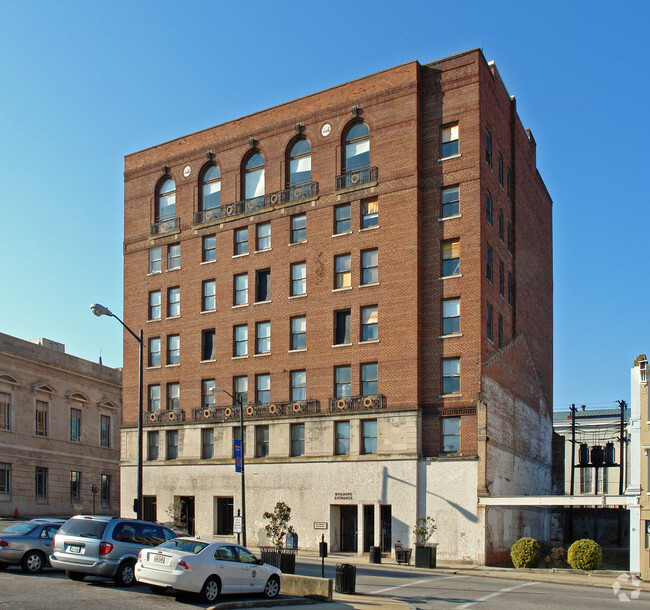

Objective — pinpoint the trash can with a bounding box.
[369,545,382,564]
[335,563,356,594]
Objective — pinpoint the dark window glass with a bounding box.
[486,245,493,282]
[485,129,492,167]
[442,186,459,218]
[216,497,234,535]
[202,329,216,361]
[487,303,494,341]
[334,310,351,345]
[291,424,305,457]
[256,269,270,302]
[256,426,269,457]
[486,191,492,225]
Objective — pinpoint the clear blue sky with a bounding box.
[1,1,647,411]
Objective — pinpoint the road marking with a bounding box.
[455,580,535,608]
[371,574,469,594]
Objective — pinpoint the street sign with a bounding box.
[234,440,242,473]
[233,516,243,533]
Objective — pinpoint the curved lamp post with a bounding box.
[210,386,246,546]
[91,303,143,519]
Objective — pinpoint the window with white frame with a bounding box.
[167,334,180,364]
[442,298,460,335]
[256,374,270,404]
[256,321,271,354]
[361,249,378,285]
[291,262,306,296]
[257,222,271,251]
[202,235,216,262]
[202,280,216,311]
[442,417,460,453]
[362,420,377,454]
[361,363,378,396]
[442,240,460,277]
[361,198,378,228]
[335,421,350,455]
[149,290,161,320]
[334,309,351,345]
[442,186,459,218]
[148,384,160,411]
[234,376,248,406]
[291,214,306,243]
[202,428,214,459]
[335,204,351,234]
[201,165,221,210]
[441,123,459,158]
[166,430,178,460]
[290,316,306,350]
[288,139,311,186]
[234,273,248,305]
[291,370,306,402]
[148,337,161,367]
[442,358,460,394]
[335,366,351,398]
[256,425,269,457]
[334,254,351,289]
[344,123,370,172]
[291,424,305,457]
[167,383,180,410]
[167,243,180,270]
[244,153,265,199]
[361,305,378,341]
[234,325,248,357]
[148,431,159,460]
[167,287,180,317]
[149,247,162,273]
[234,227,249,255]
[202,379,215,409]
[157,178,176,221]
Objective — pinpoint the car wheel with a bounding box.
[200,576,220,603]
[149,584,166,595]
[66,571,86,581]
[21,550,45,574]
[0,562,9,570]
[114,560,136,587]
[264,575,280,599]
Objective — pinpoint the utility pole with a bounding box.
[568,404,577,543]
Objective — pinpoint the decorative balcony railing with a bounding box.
[146,409,185,424]
[192,399,321,422]
[335,166,378,191]
[150,216,180,236]
[327,394,386,413]
[193,182,319,226]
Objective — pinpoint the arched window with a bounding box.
[201,165,221,210]
[243,153,265,200]
[344,122,369,173]
[288,139,311,187]
[156,178,176,221]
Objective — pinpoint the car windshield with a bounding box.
[58,519,109,539]
[158,539,208,554]
[2,523,38,535]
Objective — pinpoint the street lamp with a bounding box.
[91,303,144,520]
[210,386,246,547]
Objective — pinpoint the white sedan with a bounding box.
[134,538,281,603]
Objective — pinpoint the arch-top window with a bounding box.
[201,165,221,211]
[244,153,265,200]
[288,139,311,186]
[344,122,369,172]
[157,178,176,221]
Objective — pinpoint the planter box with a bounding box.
[414,544,438,568]
[259,547,297,574]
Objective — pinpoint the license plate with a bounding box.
[68,546,81,554]
[153,554,165,564]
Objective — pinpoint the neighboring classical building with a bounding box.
[121,48,553,563]
[630,354,647,575]
[0,333,121,517]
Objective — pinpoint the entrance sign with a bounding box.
[313,522,328,529]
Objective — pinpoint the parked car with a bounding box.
[0,520,62,573]
[50,515,176,586]
[135,538,281,603]
[30,518,66,524]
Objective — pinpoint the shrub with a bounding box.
[510,537,541,568]
[543,546,568,568]
[412,516,437,545]
[263,501,295,549]
[567,539,602,570]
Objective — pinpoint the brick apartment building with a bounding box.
[121,48,552,563]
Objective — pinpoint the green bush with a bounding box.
[510,537,541,568]
[567,539,602,570]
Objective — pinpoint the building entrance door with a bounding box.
[363,505,375,552]
[340,506,358,552]
[380,505,392,552]
[179,496,195,536]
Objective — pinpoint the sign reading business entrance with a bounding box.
[334,492,353,501]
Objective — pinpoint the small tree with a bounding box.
[166,497,185,529]
[263,501,295,549]
[413,516,437,546]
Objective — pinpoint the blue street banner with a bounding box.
[234,440,242,473]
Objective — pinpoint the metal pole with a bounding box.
[568,404,576,543]
[239,393,246,547]
[618,400,626,495]
[137,329,143,520]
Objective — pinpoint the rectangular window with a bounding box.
[100,415,111,448]
[499,210,504,242]
[442,298,460,335]
[0,392,11,431]
[148,431,159,460]
[216,497,234,535]
[202,280,216,311]
[442,186,459,218]
[256,425,269,457]
[35,400,48,436]
[0,463,10,499]
[202,379,216,409]
[202,428,214,459]
[256,269,270,302]
[498,314,503,349]
[335,421,350,455]
[167,244,180,270]
[498,153,503,186]
[335,204,351,234]
[580,467,593,494]
[486,191,493,225]
[499,261,504,296]
[202,235,216,262]
[234,227,248,255]
[442,417,460,453]
[70,408,82,443]
[361,363,378,396]
[361,249,378,285]
[362,420,377,454]
[167,334,180,364]
[166,430,178,460]
[290,316,306,350]
[148,384,160,411]
[508,272,513,306]
[442,358,460,394]
[485,128,492,167]
[335,254,351,288]
[167,382,180,411]
[507,223,513,253]
[442,240,460,277]
[70,471,81,503]
[149,247,162,273]
[202,329,216,361]
[361,198,378,228]
[35,467,48,502]
[234,376,248,406]
[487,303,494,342]
[256,321,271,354]
[100,474,110,506]
[148,337,161,366]
[441,123,459,158]
[149,290,161,320]
[291,423,305,457]
[234,273,248,305]
[167,287,180,317]
[291,214,306,243]
[361,305,378,341]
[507,168,512,200]
[256,374,270,404]
[256,222,271,250]
[291,370,306,402]
[486,244,493,282]
[335,366,351,398]
[334,309,351,345]
[234,325,248,357]
[291,262,306,296]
